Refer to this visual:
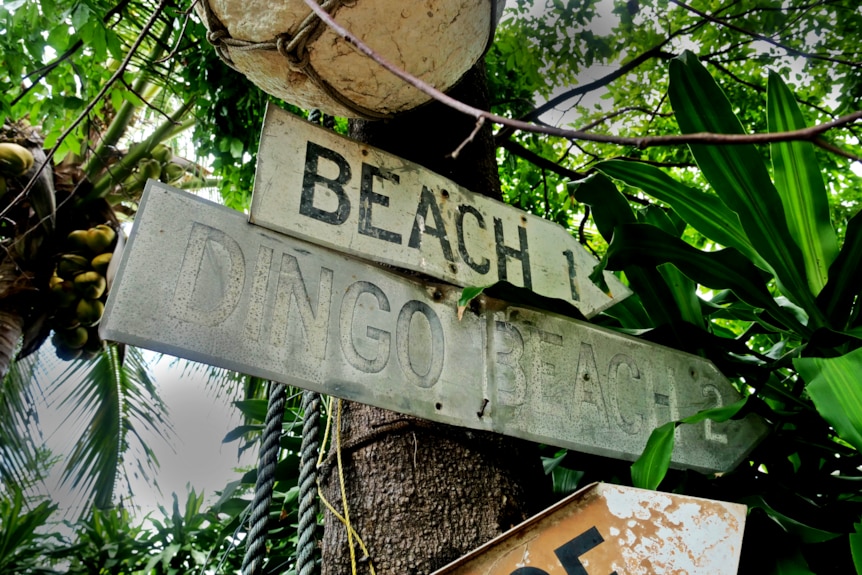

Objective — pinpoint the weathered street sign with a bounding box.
[431,482,746,575]
[101,182,767,472]
[250,104,631,319]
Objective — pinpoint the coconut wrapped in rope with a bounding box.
[197,0,504,118]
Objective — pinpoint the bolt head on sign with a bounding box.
[196,0,504,118]
[432,483,747,575]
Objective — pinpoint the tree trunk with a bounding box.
[0,308,23,380]
[320,64,549,575]
[0,253,29,380]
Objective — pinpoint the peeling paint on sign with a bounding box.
[432,483,746,575]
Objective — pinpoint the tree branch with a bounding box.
[499,139,585,181]
[494,45,677,143]
[670,0,862,69]
[302,0,862,152]
[577,106,673,133]
[813,138,862,163]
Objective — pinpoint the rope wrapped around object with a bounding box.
[198,0,390,119]
[195,0,501,120]
[241,381,288,575]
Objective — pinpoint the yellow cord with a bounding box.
[316,486,377,575]
[336,399,358,575]
[317,396,335,467]
[313,396,376,574]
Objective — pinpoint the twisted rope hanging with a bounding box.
[295,108,325,575]
[296,391,322,575]
[241,381,288,575]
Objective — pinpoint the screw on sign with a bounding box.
[431,483,746,575]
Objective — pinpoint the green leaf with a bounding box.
[605,223,809,335]
[768,71,838,295]
[458,285,487,309]
[632,398,749,490]
[222,424,263,443]
[817,208,862,329]
[745,495,841,544]
[233,399,268,422]
[52,345,171,513]
[639,206,703,329]
[457,285,486,321]
[71,3,91,30]
[669,52,819,322]
[542,450,567,474]
[680,397,747,425]
[229,137,244,159]
[794,348,862,452]
[851,522,862,575]
[551,466,584,495]
[574,174,684,326]
[631,421,676,489]
[570,173,636,242]
[596,160,766,269]
[774,549,816,574]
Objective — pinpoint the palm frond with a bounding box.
[0,354,48,494]
[50,345,173,513]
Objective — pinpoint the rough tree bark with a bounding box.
[320,64,550,575]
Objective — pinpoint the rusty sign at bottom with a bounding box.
[432,483,746,575]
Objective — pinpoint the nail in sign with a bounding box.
[250,104,631,319]
[431,483,746,575]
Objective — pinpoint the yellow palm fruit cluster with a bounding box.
[49,224,117,360]
[121,144,191,196]
[0,142,35,196]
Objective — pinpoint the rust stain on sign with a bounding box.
[432,483,746,575]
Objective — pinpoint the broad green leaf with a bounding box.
[774,549,816,574]
[600,291,652,329]
[551,466,585,495]
[542,450,567,474]
[222,424,263,443]
[569,173,636,242]
[597,160,767,269]
[639,205,703,329]
[233,399,268,422]
[852,522,862,575]
[795,348,862,452]
[817,208,862,329]
[680,397,747,425]
[657,263,702,328]
[625,266,682,328]
[458,285,487,309]
[745,495,841,544]
[605,223,810,335]
[768,71,838,295]
[669,52,820,324]
[631,421,676,490]
[632,399,749,490]
[574,175,685,327]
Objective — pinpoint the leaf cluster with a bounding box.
[565,52,862,574]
